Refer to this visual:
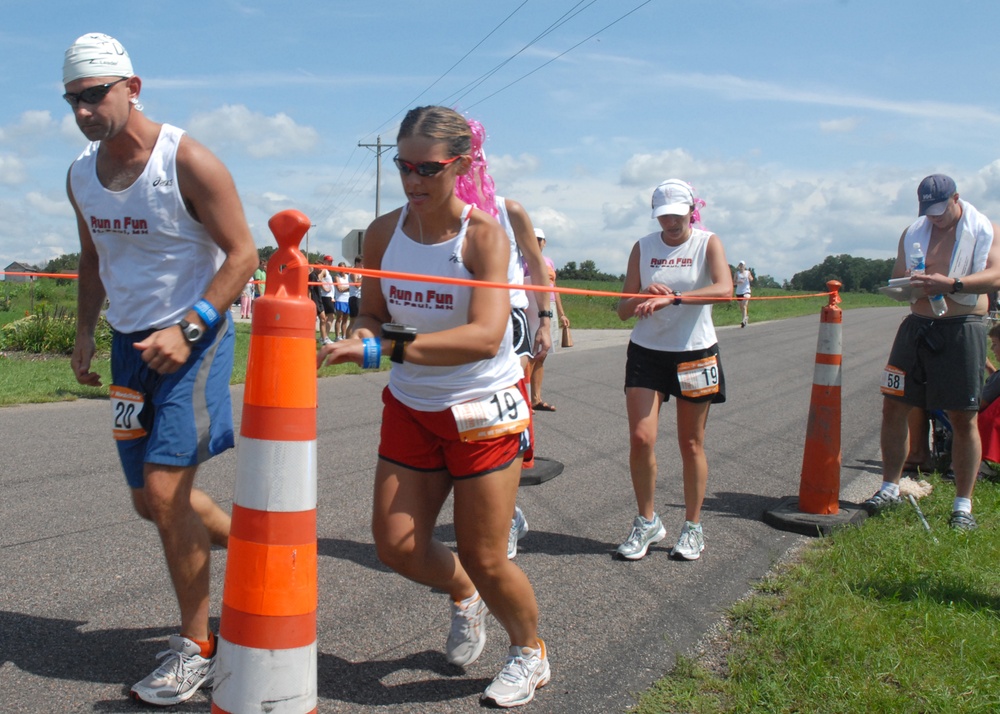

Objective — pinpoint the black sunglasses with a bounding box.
[392,154,462,177]
[63,77,129,107]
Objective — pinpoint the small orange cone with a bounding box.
[212,209,318,714]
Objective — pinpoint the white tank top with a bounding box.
[629,228,718,352]
[380,204,522,411]
[735,269,752,295]
[495,196,528,310]
[69,124,225,333]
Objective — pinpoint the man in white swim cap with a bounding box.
[63,32,259,707]
[62,32,134,84]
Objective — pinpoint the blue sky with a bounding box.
[3,0,1000,283]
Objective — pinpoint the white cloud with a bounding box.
[187,105,320,158]
[26,191,74,217]
[0,154,26,184]
[648,71,1000,124]
[820,117,861,133]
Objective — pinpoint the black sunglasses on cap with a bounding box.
[63,77,129,107]
[392,154,461,177]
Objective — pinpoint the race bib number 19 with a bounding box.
[451,386,530,442]
[880,366,905,397]
[109,385,148,441]
[677,356,720,399]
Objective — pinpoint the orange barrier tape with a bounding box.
[310,264,836,302]
[1,268,836,302]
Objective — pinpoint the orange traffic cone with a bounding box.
[798,280,844,514]
[764,281,866,536]
[212,209,318,714]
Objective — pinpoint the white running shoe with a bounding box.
[672,521,705,560]
[130,634,215,706]
[445,593,489,666]
[616,513,666,560]
[482,639,551,708]
[507,506,529,560]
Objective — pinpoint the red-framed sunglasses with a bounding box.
[392,154,462,177]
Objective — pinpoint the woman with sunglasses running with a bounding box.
[317,105,548,708]
[615,179,732,562]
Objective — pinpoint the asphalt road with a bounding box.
[0,306,906,713]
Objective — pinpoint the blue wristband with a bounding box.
[192,299,221,330]
[362,338,381,369]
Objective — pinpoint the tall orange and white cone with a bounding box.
[212,209,318,714]
[797,280,843,515]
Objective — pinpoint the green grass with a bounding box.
[633,475,1000,714]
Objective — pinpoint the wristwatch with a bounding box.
[951,278,964,294]
[382,323,417,364]
[538,310,553,319]
[672,290,683,306]
[178,319,203,345]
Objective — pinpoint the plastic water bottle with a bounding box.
[910,242,947,317]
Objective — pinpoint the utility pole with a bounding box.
[358,136,396,217]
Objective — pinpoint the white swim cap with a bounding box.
[63,33,134,85]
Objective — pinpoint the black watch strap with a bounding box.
[390,338,406,364]
[952,278,964,294]
[537,310,553,319]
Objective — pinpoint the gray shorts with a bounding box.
[883,314,987,411]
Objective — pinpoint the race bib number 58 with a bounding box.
[451,386,530,442]
[677,356,720,399]
[109,385,148,441]
[880,366,905,397]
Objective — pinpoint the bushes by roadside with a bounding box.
[0,306,112,354]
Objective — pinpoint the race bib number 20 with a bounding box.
[109,385,148,441]
[451,386,530,442]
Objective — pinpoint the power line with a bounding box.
[438,0,599,108]
[365,0,532,141]
[465,0,654,110]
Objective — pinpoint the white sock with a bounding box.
[880,481,900,497]
[685,520,702,531]
[457,591,480,608]
[953,497,972,514]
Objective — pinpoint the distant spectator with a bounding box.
[253,258,266,298]
[333,262,351,340]
[525,228,570,411]
[318,255,336,345]
[348,255,363,332]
